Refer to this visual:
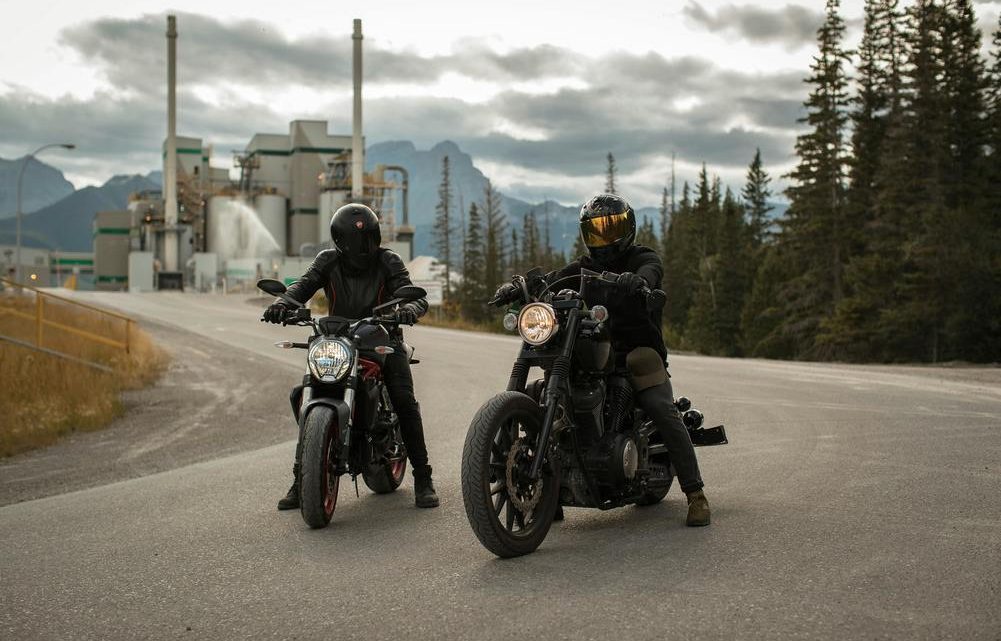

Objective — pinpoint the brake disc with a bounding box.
[505,438,543,516]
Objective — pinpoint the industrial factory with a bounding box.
[94,16,415,292]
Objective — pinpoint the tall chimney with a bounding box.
[351,19,363,200]
[164,15,179,271]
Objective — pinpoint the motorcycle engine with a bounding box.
[586,433,640,485]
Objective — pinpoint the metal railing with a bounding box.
[0,278,135,368]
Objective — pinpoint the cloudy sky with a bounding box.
[1,0,998,206]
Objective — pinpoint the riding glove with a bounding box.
[395,304,420,325]
[616,272,646,295]
[263,301,291,324]
[490,282,519,306]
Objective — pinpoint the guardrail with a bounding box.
[0,278,135,368]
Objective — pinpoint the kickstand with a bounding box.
[352,474,360,497]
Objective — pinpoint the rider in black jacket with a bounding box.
[263,203,439,509]
[495,193,710,526]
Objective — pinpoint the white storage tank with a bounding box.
[254,193,287,256]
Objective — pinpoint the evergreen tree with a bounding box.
[460,202,487,320]
[714,189,750,355]
[521,210,541,270]
[433,156,455,297]
[636,215,658,248]
[742,148,774,248]
[779,0,852,358]
[605,152,617,194]
[662,182,696,333]
[482,179,507,296]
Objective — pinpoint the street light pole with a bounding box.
[15,143,75,283]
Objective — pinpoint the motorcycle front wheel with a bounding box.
[300,406,341,529]
[461,391,558,558]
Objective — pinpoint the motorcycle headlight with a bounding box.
[308,339,353,383]
[518,303,558,346]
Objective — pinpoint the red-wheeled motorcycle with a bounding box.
[257,278,425,528]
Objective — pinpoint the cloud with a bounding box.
[1,11,808,205]
[682,2,823,49]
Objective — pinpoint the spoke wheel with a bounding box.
[462,392,558,558]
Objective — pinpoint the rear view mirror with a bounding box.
[393,286,427,301]
[257,279,287,296]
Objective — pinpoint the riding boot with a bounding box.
[278,437,304,511]
[686,489,711,527]
[412,464,440,508]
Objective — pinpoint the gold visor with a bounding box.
[580,212,632,247]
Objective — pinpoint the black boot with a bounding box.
[277,482,299,510]
[412,465,440,508]
[277,463,300,510]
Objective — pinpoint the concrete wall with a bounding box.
[94,210,131,290]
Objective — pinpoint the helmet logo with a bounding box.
[355,221,364,229]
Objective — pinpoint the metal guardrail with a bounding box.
[0,277,135,368]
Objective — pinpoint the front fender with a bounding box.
[299,397,351,437]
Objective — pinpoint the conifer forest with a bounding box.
[434,0,1000,364]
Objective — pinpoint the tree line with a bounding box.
[433,0,999,363]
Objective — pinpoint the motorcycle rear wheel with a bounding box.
[362,422,408,494]
[461,391,558,558]
[300,406,341,529]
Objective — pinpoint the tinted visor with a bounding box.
[580,212,632,248]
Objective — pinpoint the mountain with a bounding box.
[0,156,75,219]
[0,174,159,251]
[366,140,586,256]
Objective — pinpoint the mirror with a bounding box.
[393,286,427,301]
[257,278,287,296]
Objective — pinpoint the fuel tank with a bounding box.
[573,324,611,372]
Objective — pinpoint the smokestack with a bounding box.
[351,18,363,200]
[164,14,179,271]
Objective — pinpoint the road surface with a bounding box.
[2,291,999,640]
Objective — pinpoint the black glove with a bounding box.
[394,304,419,325]
[616,272,647,296]
[489,283,519,306]
[263,300,291,324]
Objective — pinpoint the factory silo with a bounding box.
[254,193,287,255]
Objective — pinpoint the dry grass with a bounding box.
[0,290,168,457]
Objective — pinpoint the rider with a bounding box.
[263,203,440,510]
[494,193,710,526]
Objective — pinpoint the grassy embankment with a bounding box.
[0,292,169,457]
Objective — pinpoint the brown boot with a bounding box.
[686,490,710,527]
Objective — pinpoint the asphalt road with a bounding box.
[2,291,1000,640]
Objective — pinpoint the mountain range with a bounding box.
[0,142,779,255]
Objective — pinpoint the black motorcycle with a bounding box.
[257,278,426,528]
[461,268,728,557]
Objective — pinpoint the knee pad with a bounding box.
[626,347,667,392]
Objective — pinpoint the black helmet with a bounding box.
[579,193,636,264]
[330,203,381,270]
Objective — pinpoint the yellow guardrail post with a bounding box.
[125,319,132,354]
[35,293,43,347]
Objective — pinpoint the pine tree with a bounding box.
[636,215,658,248]
[482,179,507,296]
[433,156,455,297]
[460,202,487,320]
[779,0,852,358]
[662,182,696,333]
[605,152,617,194]
[742,148,774,248]
[521,210,541,270]
[714,189,750,355]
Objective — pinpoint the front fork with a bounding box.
[528,308,580,480]
[338,351,361,466]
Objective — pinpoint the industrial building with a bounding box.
[93,17,415,292]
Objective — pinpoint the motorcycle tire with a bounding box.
[635,477,673,506]
[461,391,559,558]
[300,405,341,529]
[362,424,408,494]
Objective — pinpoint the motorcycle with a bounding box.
[257,278,426,529]
[461,268,728,557]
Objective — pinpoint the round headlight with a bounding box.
[308,339,353,383]
[518,303,558,346]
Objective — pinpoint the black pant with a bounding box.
[382,349,429,468]
[635,379,704,494]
